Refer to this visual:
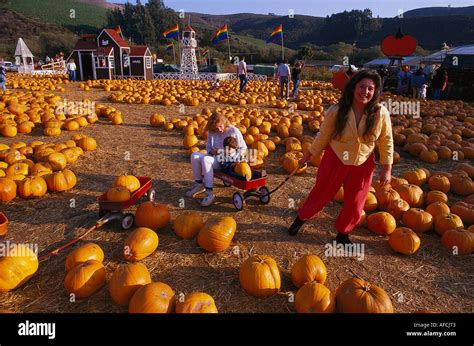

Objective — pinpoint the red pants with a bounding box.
[298,145,375,234]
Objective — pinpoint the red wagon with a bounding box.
[96,176,155,229]
[214,169,270,211]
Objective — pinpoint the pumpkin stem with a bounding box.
[395,27,404,39]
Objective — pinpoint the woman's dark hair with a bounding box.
[333,69,382,140]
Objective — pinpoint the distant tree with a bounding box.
[298,46,314,60]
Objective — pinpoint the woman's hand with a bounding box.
[379,164,392,187]
[299,151,311,166]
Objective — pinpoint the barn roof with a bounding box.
[102,29,129,48]
[130,46,150,56]
[73,39,97,51]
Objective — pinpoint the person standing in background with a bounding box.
[291,61,304,99]
[276,59,291,100]
[0,61,7,90]
[411,68,426,99]
[66,59,77,82]
[431,69,448,100]
[238,57,248,92]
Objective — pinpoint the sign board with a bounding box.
[101,40,109,46]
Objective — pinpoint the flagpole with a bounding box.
[227,32,231,63]
[173,44,176,65]
[281,30,285,61]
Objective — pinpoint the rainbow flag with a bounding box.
[211,24,228,45]
[202,49,209,57]
[163,24,179,39]
[165,42,174,51]
[266,24,283,43]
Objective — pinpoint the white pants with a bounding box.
[191,152,220,188]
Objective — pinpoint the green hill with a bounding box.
[9,0,107,30]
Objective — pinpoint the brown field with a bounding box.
[0,82,473,313]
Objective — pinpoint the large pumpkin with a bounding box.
[381,28,417,57]
[428,175,450,193]
[425,191,448,205]
[197,216,237,253]
[175,292,218,313]
[18,176,47,199]
[394,184,424,207]
[77,137,97,151]
[109,263,151,306]
[335,278,394,313]
[64,260,106,298]
[387,199,410,220]
[129,282,175,313]
[47,152,67,171]
[135,201,170,231]
[434,213,464,236]
[388,227,421,255]
[401,168,427,186]
[173,212,204,239]
[234,162,252,181]
[106,186,131,202]
[402,208,433,233]
[294,282,336,313]
[291,255,327,288]
[425,201,450,218]
[239,255,281,297]
[123,227,159,261]
[364,192,378,212]
[113,175,140,193]
[367,212,397,235]
[44,169,77,192]
[450,174,474,196]
[281,151,307,174]
[375,188,400,211]
[441,228,473,255]
[0,177,17,202]
[0,243,39,292]
[65,243,105,272]
[451,202,474,225]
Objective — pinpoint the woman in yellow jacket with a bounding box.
[288,69,394,243]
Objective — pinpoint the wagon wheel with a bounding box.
[233,192,244,211]
[258,186,271,205]
[121,213,135,230]
[148,189,156,202]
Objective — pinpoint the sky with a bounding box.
[110,0,474,17]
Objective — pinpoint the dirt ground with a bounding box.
[0,82,472,313]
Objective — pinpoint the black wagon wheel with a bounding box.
[258,186,271,205]
[233,192,244,211]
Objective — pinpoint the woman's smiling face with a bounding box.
[353,78,376,105]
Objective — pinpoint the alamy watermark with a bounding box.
[381,99,420,118]
[0,241,39,257]
[55,99,96,115]
[324,241,365,261]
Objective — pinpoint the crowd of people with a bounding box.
[377,64,449,100]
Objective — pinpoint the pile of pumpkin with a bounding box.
[0,135,97,201]
[331,166,474,255]
[105,175,141,202]
[6,74,67,91]
[0,91,100,138]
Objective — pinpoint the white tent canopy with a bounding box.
[14,38,34,73]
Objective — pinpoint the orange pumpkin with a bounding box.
[239,255,280,297]
[108,263,151,306]
[197,216,237,253]
[113,175,140,193]
[449,174,474,196]
[106,186,131,202]
[0,177,18,202]
[428,175,450,193]
[393,184,424,207]
[123,227,159,261]
[135,201,170,231]
[175,292,218,313]
[388,227,421,255]
[294,282,336,313]
[441,228,473,255]
[375,188,400,211]
[44,169,77,192]
[364,192,378,212]
[65,243,105,272]
[0,243,39,292]
[367,212,397,235]
[387,199,410,221]
[425,190,448,205]
[335,278,393,313]
[434,213,464,236]
[425,201,450,218]
[402,208,433,233]
[129,282,175,313]
[281,151,307,174]
[77,137,97,151]
[173,212,204,240]
[402,168,427,186]
[18,176,47,199]
[291,255,327,288]
[451,202,474,225]
[64,260,106,298]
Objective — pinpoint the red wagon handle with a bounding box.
[269,163,305,195]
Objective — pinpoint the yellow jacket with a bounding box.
[308,104,394,166]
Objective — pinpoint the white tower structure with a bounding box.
[180,26,198,74]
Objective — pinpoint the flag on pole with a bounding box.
[266,24,283,43]
[165,42,174,51]
[163,24,179,39]
[211,24,229,45]
[202,49,209,57]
